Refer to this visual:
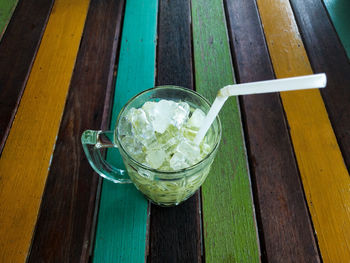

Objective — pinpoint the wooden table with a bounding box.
[1,0,349,262]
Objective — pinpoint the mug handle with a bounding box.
[81,130,132,183]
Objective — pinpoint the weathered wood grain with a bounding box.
[191,0,260,261]
[256,0,350,261]
[27,0,125,262]
[156,0,193,89]
[224,0,320,261]
[93,0,158,261]
[323,0,350,57]
[149,0,201,262]
[289,0,350,170]
[0,0,18,39]
[0,0,90,261]
[0,0,54,155]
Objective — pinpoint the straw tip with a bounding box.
[319,73,327,88]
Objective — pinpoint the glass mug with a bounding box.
[81,86,221,206]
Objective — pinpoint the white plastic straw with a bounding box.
[194,73,327,144]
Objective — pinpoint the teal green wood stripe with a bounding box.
[93,0,158,261]
[191,0,260,262]
[323,0,350,57]
[0,0,19,39]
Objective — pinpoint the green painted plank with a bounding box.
[323,0,350,57]
[93,0,158,261]
[0,0,19,39]
[191,0,260,262]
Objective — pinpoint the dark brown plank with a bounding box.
[155,0,193,88]
[0,0,54,154]
[27,0,125,262]
[149,0,201,262]
[289,0,350,170]
[224,0,320,261]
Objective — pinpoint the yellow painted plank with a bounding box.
[0,0,90,261]
[256,0,350,262]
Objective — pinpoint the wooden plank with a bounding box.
[27,0,125,262]
[224,0,320,261]
[256,0,350,262]
[92,0,158,261]
[0,0,90,261]
[0,0,18,39]
[323,0,350,57]
[289,0,350,170]
[156,0,193,88]
[149,0,201,262]
[191,0,260,261]
[0,0,54,154]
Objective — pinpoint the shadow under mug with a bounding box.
[81,86,222,206]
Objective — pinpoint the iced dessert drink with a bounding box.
[82,86,221,206]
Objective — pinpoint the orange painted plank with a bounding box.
[0,0,90,261]
[256,0,350,262]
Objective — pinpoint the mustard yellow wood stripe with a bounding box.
[256,0,350,261]
[0,0,90,261]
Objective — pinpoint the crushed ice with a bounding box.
[118,99,212,171]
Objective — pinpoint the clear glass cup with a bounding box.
[81,86,221,206]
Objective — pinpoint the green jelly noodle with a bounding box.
[126,163,213,206]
